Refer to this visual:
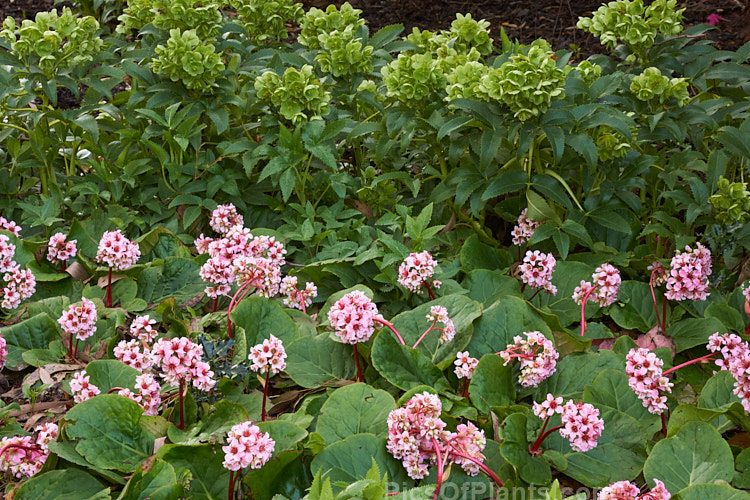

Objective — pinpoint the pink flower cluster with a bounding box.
[0,422,58,478]
[47,233,77,264]
[598,479,671,499]
[743,286,750,303]
[0,335,6,371]
[114,339,154,373]
[248,335,287,375]
[58,298,98,342]
[232,254,282,297]
[96,230,140,271]
[70,371,101,403]
[222,421,275,471]
[280,276,317,311]
[386,392,486,480]
[454,351,479,379]
[534,395,604,452]
[625,348,673,415]
[500,331,559,387]
[427,305,456,344]
[130,315,158,343]
[117,373,162,416]
[328,290,382,344]
[664,243,712,301]
[397,251,442,294]
[151,337,216,391]
[707,332,750,411]
[0,216,21,236]
[210,203,244,234]
[511,209,541,246]
[0,234,36,310]
[573,263,622,307]
[519,250,557,295]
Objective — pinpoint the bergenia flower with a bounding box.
[499,331,559,387]
[454,351,479,380]
[0,335,7,371]
[58,298,98,342]
[114,339,153,373]
[625,348,673,415]
[707,332,750,411]
[1,265,36,310]
[0,235,15,271]
[0,217,21,236]
[598,479,671,499]
[222,422,275,471]
[231,255,282,298]
[664,242,712,301]
[117,373,162,416]
[559,400,604,452]
[519,250,557,295]
[69,371,100,403]
[427,305,456,343]
[150,337,216,392]
[248,335,287,375]
[0,422,57,479]
[398,251,442,294]
[96,230,140,271]
[210,203,244,235]
[280,276,317,311]
[327,290,382,344]
[706,13,724,25]
[47,233,77,265]
[511,208,540,246]
[130,315,158,343]
[532,393,564,419]
[573,263,622,307]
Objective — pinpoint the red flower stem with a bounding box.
[528,288,541,302]
[61,261,66,272]
[448,449,505,488]
[227,281,255,339]
[374,318,406,345]
[649,269,662,333]
[662,295,668,332]
[68,334,75,362]
[228,470,235,500]
[178,379,185,430]
[300,289,307,315]
[73,339,80,359]
[745,322,750,336]
[261,369,271,422]
[580,284,599,337]
[212,298,218,313]
[529,419,564,454]
[107,387,125,394]
[412,321,437,349]
[662,352,717,376]
[106,267,113,308]
[425,282,436,301]
[353,343,364,382]
[0,442,41,458]
[661,413,667,438]
[431,437,444,500]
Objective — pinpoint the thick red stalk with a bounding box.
[178,379,185,430]
[425,282,436,300]
[649,269,662,332]
[227,280,254,339]
[228,470,235,500]
[412,321,437,349]
[661,413,667,438]
[261,369,271,422]
[662,352,717,376]
[374,318,406,345]
[579,284,599,337]
[431,437,444,500]
[0,442,41,459]
[529,421,564,454]
[448,449,505,488]
[353,343,364,382]
[106,267,113,308]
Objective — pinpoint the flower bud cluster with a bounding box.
[519,250,557,295]
[281,276,318,311]
[117,0,222,40]
[114,339,154,373]
[454,351,479,379]
[58,298,98,342]
[500,331,559,387]
[229,0,303,43]
[708,176,750,225]
[222,421,275,471]
[0,422,58,478]
[707,333,750,412]
[47,233,77,265]
[573,263,622,307]
[70,371,101,403]
[630,67,689,106]
[0,233,36,310]
[625,348,673,415]
[152,29,225,92]
[427,305,456,344]
[209,203,244,234]
[398,251,442,294]
[151,337,216,391]
[664,242,712,301]
[117,373,162,416]
[598,478,671,499]
[255,65,331,124]
[559,400,604,452]
[328,290,382,344]
[96,230,140,271]
[248,334,287,375]
[511,209,541,246]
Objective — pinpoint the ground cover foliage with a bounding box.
[1,0,750,498]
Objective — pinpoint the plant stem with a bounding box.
[374,318,406,345]
[425,282,436,300]
[106,267,113,308]
[662,352,717,376]
[68,334,75,362]
[178,379,185,430]
[412,321,437,349]
[662,295,668,333]
[431,437,444,500]
[579,284,599,337]
[261,369,271,422]
[73,339,80,359]
[649,269,662,332]
[449,449,505,488]
[228,470,235,500]
[227,281,255,339]
[661,413,667,438]
[529,417,564,454]
[353,343,364,382]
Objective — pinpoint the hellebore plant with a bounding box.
[95,230,140,308]
[248,335,287,421]
[222,422,275,500]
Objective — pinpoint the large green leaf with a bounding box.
[697,370,750,433]
[167,400,249,445]
[229,296,300,362]
[156,444,229,500]
[535,350,622,400]
[460,234,514,272]
[537,261,597,327]
[0,313,59,369]
[668,317,727,353]
[14,469,111,500]
[389,294,482,368]
[499,413,551,485]
[284,334,356,388]
[118,459,189,500]
[66,395,155,473]
[371,330,452,393]
[643,421,734,493]
[609,281,660,333]
[734,447,750,489]
[135,257,206,306]
[462,269,522,305]
[242,450,307,500]
[316,383,396,444]
[468,354,516,413]
[256,420,308,456]
[674,484,750,500]
[85,360,141,393]
[310,434,410,493]
[467,296,552,357]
